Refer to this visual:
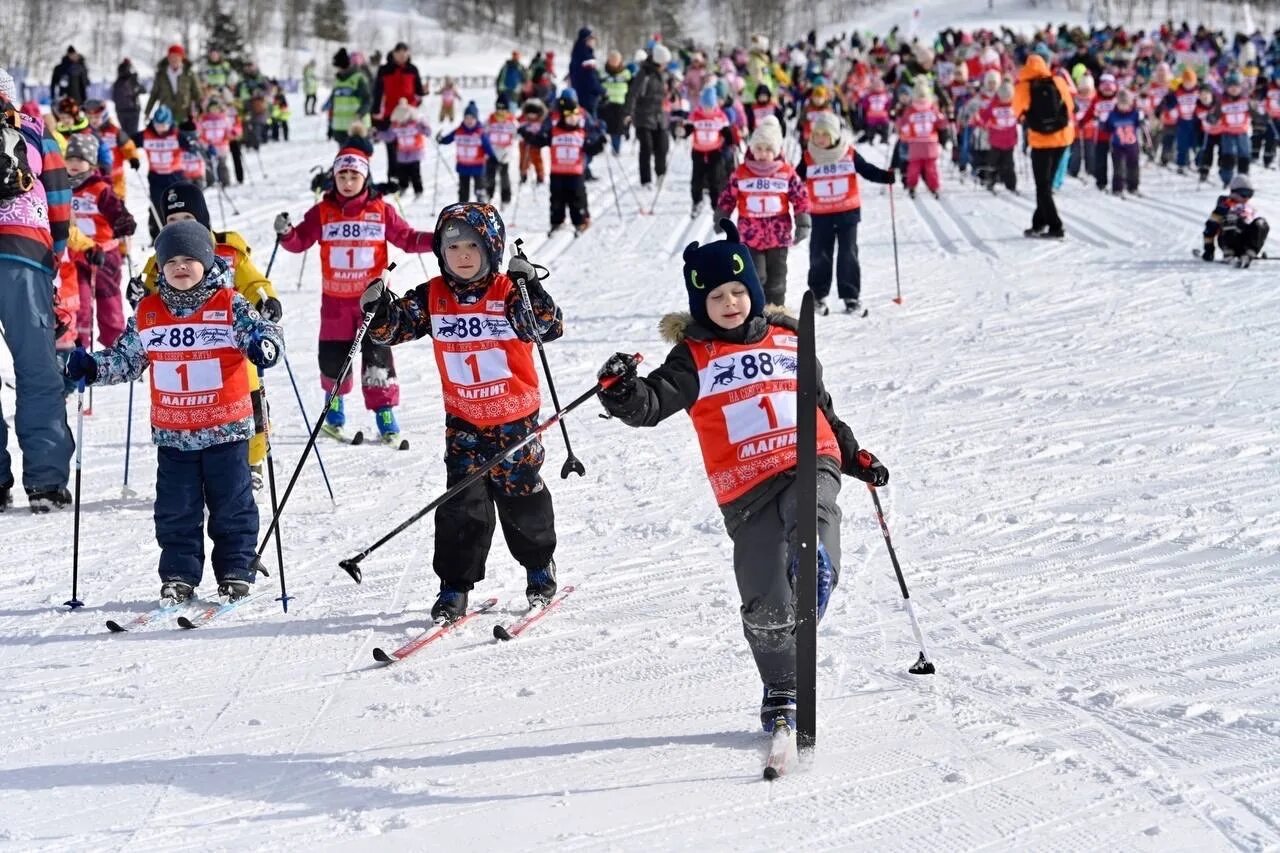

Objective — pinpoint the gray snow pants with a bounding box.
[728,468,842,691]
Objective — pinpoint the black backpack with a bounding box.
[0,104,37,202]
[1026,77,1068,135]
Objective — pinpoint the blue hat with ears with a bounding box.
[682,219,764,327]
[464,100,479,118]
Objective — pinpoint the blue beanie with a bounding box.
[152,104,173,125]
[464,100,479,118]
[699,85,718,109]
[682,219,764,327]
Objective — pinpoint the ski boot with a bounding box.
[217,580,251,602]
[374,406,400,445]
[321,394,346,440]
[525,561,557,608]
[160,580,195,605]
[843,298,862,314]
[575,219,591,236]
[814,298,830,316]
[250,464,264,492]
[27,486,72,514]
[761,686,798,733]
[691,200,704,219]
[0,479,12,513]
[907,187,917,199]
[432,583,469,624]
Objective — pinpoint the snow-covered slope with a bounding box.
[0,81,1279,850]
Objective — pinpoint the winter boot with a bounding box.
[322,394,346,439]
[843,298,862,314]
[814,298,830,316]
[375,406,400,444]
[0,479,12,512]
[217,580,251,602]
[760,686,798,733]
[432,583,469,624]
[27,486,72,514]
[160,580,195,605]
[525,561,557,608]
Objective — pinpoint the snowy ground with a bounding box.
[2,84,1280,850]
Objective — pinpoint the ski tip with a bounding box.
[763,766,780,781]
[350,431,365,446]
[105,620,127,633]
[493,624,514,641]
[372,647,395,664]
[176,616,199,630]
[860,308,870,318]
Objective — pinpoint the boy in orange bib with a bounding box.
[363,203,563,624]
[64,220,284,605]
[594,220,889,733]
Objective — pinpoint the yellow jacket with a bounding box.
[142,229,278,305]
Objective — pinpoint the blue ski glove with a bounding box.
[246,331,280,369]
[64,348,98,385]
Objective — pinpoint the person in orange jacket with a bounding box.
[1011,52,1075,239]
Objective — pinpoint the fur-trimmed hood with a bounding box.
[658,305,794,343]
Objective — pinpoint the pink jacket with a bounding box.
[280,188,434,255]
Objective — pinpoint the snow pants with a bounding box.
[1218,217,1270,256]
[904,157,940,192]
[318,294,399,411]
[549,174,589,227]
[690,152,728,206]
[728,469,842,691]
[74,247,124,347]
[1030,146,1065,234]
[393,159,424,196]
[1093,136,1111,189]
[1217,133,1250,186]
[635,126,669,186]
[988,147,1017,191]
[1160,125,1176,165]
[0,261,74,491]
[434,413,556,589]
[1175,119,1199,167]
[750,246,790,306]
[485,156,512,205]
[1111,143,1140,192]
[519,141,545,182]
[807,210,861,301]
[155,439,258,587]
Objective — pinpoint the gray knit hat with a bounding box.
[155,220,216,271]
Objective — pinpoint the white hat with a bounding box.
[749,115,783,152]
[0,68,17,102]
[651,43,672,66]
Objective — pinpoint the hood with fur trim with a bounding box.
[658,305,794,344]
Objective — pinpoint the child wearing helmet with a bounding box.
[361,203,564,624]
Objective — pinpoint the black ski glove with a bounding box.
[360,278,394,324]
[597,352,639,400]
[256,296,283,323]
[844,448,889,487]
[126,275,146,308]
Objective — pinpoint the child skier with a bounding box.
[1216,71,1252,187]
[686,85,737,218]
[63,219,284,604]
[64,133,136,349]
[438,76,459,124]
[437,101,497,203]
[133,105,191,238]
[198,97,236,188]
[130,181,284,491]
[484,95,518,206]
[379,98,431,198]
[1201,174,1269,266]
[84,99,138,201]
[519,89,606,235]
[978,79,1019,192]
[857,76,893,144]
[747,84,787,138]
[897,79,946,199]
[275,146,433,444]
[1102,88,1143,196]
[517,98,549,185]
[798,112,894,315]
[361,202,562,623]
[715,116,810,306]
[593,220,889,732]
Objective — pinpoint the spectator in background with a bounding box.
[625,44,672,187]
[144,45,203,124]
[0,68,76,513]
[497,51,528,105]
[51,47,90,104]
[112,59,145,136]
[303,60,318,115]
[570,27,605,117]
[372,43,426,181]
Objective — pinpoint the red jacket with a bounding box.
[373,61,426,120]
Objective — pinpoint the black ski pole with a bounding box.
[122,253,138,499]
[863,464,935,675]
[257,363,290,612]
[263,234,282,278]
[65,369,87,610]
[512,238,584,478]
[255,264,396,562]
[337,356,641,583]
